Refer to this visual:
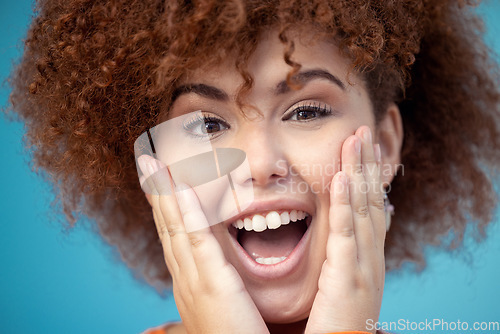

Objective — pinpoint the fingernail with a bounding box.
[154,158,166,170]
[147,160,158,176]
[137,155,150,178]
[138,175,146,187]
[354,137,361,154]
[374,144,381,163]
[175,183,190,192]
[363,127,372,143]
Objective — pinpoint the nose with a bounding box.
[232,126,289,188]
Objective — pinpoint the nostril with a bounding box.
[274,159,289,176]
[246,159,290,187]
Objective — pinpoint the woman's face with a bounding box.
[166,30,387,323]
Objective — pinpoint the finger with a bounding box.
[355,127,386,244]
[137,154,172,196]
[372,143,387,244]
[139,155,198,279]
[327,171,358,277]
[341,134,375,256]
[153,208,179,276]
[175,185,231,276]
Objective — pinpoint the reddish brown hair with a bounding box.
[7,0,500,289]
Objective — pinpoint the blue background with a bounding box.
[0,1,499,333]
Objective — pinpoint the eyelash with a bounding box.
[282,102,334,122]
[182,113,229,139]
[182,102,334,139]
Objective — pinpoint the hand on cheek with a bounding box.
[305,126,385,334]
[139,156,269,334]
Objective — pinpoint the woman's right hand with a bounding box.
[138,155,269,334]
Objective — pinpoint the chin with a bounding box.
[252,286,314,323]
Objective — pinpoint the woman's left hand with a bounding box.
[305,126,386,334]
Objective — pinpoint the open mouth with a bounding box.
[229,210,311,266]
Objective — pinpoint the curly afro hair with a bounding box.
[7,0,500,290]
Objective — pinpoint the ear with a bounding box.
[376,103,403,187]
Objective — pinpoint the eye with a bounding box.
[183,113,229,138]
[283,102,334,122]
[296,109,319,120]
[203,118,225,133]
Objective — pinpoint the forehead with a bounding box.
[180,29,362,95]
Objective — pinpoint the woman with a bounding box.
[7,0,499,333]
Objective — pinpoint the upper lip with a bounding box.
[224,198,315,228]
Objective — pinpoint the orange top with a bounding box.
[143,324,376,334]
[144,329,168,334]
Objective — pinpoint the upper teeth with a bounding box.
[232,210,308,232]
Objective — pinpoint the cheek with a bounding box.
[287,131,346,198]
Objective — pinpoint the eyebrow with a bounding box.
[172,83,229,102]
[275,69,345,94]
[171,68,345,103]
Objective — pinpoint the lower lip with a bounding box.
[229,218,312,280]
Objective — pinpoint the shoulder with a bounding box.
[142,322,185,334]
